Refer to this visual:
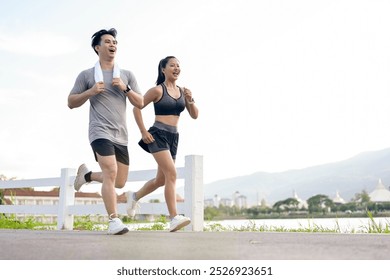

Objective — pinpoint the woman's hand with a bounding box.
[141,130,155,144]
[183,87,193,103]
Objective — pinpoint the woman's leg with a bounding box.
[151,150,178,218]
[135,167,166,200]
[126,160,166,218]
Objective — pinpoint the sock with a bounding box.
[84,171,92,182]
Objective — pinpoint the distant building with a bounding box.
[205,191,248,208]
[220,198,233,207]
[204,198,214,208]
[2,188,105,223]
[369,179,390,202]
[293,190,308,209]
[213,194,221,207]
[2,188,183,222]
[259,198,269,208]
[3,188,184,224]
[256,191,270,208]
[204,194,222,208]
[332,191,346,204]
[233,191,247,209]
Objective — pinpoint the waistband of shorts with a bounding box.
[153,121,178,133]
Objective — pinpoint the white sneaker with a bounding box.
[107,217,129,235]
[126,191,140,218]
[169,215,191,232]
[74,164,90,191]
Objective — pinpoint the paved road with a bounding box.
[1,229,389,260]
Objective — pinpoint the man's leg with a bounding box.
[95,153,129,235]
[115,161,129,189]
[96,153,118,217]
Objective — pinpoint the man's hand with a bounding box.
[92,81,105,95]
[112,78,126,92]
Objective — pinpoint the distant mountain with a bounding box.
[203,147,390,206]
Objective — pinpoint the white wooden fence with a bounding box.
[0,155,204,231]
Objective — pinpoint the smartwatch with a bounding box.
[124,85,132,94]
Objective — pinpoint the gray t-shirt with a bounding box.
[70,67,141,146]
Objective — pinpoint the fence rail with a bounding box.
[0,155,204,231]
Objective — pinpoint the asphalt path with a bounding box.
[1,229,389,260]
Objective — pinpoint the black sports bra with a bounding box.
[154,83,186,116]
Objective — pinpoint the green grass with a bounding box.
[1,212,389,233]
[73,215,103,231]
[0,214,49,230]
[361,211,390,234]
[132,215,168,231]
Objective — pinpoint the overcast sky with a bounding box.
[1,0,390,193]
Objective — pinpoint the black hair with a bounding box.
[91,28,117,55]
[156,56,178,85]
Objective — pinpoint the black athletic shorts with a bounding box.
[91,138,129,165]
[138,121,179,159]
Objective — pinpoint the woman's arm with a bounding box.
[133,86,162,143]
[183,87,199,119]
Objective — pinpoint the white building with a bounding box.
[205,191,248,208]
[293,190,308,209]
[332,191,346,204]
[233,191,247,209]
[204,194,223,208]
[220,198,233,207]
[3,188,106,224]
[204,198,215,208]
[369,179,390,202]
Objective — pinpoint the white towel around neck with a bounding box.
[94,61,121,83]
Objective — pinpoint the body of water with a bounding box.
[204,217,390,233]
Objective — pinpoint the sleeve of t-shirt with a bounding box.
[127,70,141,94]
[70,71,89,95]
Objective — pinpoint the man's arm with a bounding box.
[68,81,104,109]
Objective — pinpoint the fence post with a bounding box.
[57,168,76,230]
[184,155,204,231]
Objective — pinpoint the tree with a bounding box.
[245,205,272,217]
[352,190,370,203]
[338,202,357,213]
[307,194,334,214]
[273,198,299,213]
[352,190,371,211]
[204,206,220,220]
